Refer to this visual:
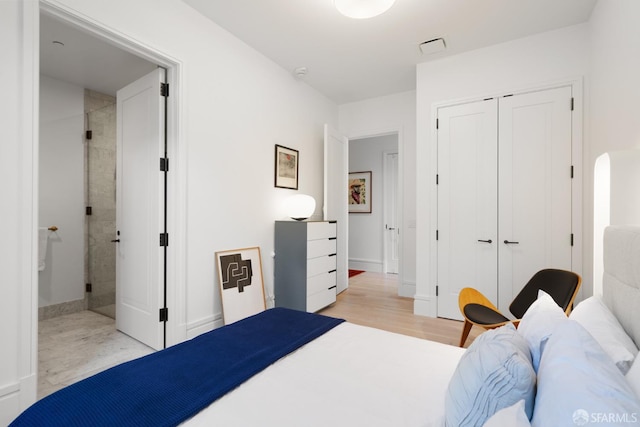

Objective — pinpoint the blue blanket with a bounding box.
[12,308,344,427]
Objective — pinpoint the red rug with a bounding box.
[348,269,365,278]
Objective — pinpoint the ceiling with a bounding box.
[184,0,597,103]
[40,0,597,103]
[40,13,157,96]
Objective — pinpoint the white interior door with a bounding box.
[497,87,573,312]
[324,124,349,294]
[383,152,399,274]
[116,68,165,350]
[437,99,498,320]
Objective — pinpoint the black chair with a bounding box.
[458,269,582,347]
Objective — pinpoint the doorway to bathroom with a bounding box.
[38,5,179,350]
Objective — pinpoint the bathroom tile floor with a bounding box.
[38,310,154,399]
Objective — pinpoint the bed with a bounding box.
[11,226,640,426]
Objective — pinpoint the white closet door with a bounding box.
[497,87,573,312]
[436,99,498,320]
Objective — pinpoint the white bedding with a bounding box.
[184,322,465,427]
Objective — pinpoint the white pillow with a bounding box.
[482,399,531,427]
[445,324,536,427]
[627,356,640,399]
[570,295,638,374]
[532,320,640,427]
[517,289,567,371]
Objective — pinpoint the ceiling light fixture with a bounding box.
[334,0,396,19]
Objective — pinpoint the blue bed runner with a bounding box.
[12,307,344,427]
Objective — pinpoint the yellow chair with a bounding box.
[458,269,581,347]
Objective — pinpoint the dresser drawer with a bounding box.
[307,287,337,313]
[307,255,337,278]
[307,271,337,296]
[307,221,337,241]
[307,238,337,259]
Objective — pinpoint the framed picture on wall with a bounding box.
[348,171,372,213]
[274,144,299,189]
[215,247,266,325]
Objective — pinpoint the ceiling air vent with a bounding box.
[419,38,446,55]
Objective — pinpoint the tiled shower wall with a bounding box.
[84,89,116,316]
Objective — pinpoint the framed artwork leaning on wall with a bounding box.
[215,247,266,324]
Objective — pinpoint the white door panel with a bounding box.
[324,124,349,294]
[497,87,573,312]
[116,68,165,350]
[384,152,399,274]
[437,99,498,320]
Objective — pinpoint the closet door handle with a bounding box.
[477,239,492,244]
[503,240,519,245]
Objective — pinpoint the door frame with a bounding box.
[38,1,188,345]
[344,127,407,296]
[426,78,584,318]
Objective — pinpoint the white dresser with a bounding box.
[274,220,338,312]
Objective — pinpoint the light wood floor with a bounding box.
[320,271,482,347]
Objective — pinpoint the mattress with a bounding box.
[184,322,465,426]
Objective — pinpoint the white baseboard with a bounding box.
[398,281,416,298]
[0,373,36,426]
[186,313,223,339]
[349,258,382,273]
[0,385,20,427]
[414,293,437,318]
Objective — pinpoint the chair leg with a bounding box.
[459,319,473,348]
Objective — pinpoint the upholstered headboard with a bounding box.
[603,225,640,347]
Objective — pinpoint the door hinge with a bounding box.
[160,157,169,172]
[160,83,169,97]
[571,233,574,247]
[571,97,574,111]
[159,307,168,322]
[571,165,574,178]
[85,130,93,140]
[436,118,439,129]
[160,233,169,247]
[436,285,439,297]
[436,174,439,185]
[86,206,93,216]
[436,230,439,241]
[85,283,92,293]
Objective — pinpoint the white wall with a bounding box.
[348,134,397,272]
[339,90,417,295]
[415,24,590,316]
[37,0,338,339]
[39,75,85,308]
[4,0,338,419]
[1,1,38,423]
[587,0,640,296]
